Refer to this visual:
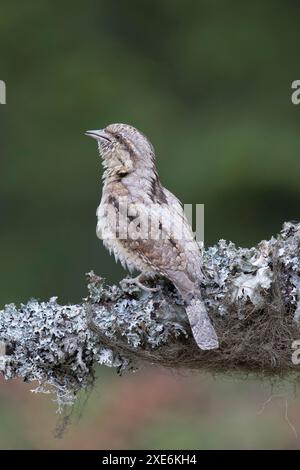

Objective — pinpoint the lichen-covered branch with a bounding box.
[1,222,300,407]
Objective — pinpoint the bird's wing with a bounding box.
[121,199,202,293]
[162,187,203,279]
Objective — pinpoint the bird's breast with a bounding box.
[96,198,153,275]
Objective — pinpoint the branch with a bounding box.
[1,221,300,407]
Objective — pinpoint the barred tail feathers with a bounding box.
[164,269,219,350]
[185,298,219,350]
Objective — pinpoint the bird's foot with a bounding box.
[121,274,160,293]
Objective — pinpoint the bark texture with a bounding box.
[1,222,300,407]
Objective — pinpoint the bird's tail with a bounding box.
[163,269,219,350]
[185,298,219,350]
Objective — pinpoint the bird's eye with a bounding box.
[115,134,121,141]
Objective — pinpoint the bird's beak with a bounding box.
[85,130,111,142]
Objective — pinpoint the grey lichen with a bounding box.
[1,222,300,407]
[0,274,188,408]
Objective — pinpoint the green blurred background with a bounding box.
[1,0,300,449]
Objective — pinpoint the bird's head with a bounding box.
[85,123,155,176]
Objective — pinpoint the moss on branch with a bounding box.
[1,222,300,407]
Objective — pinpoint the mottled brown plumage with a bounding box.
[86,123,219,350]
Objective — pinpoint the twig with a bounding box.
[1,221,300,407]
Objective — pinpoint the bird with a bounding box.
[85,123,219,350]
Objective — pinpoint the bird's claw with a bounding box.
[121,274,160,293]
